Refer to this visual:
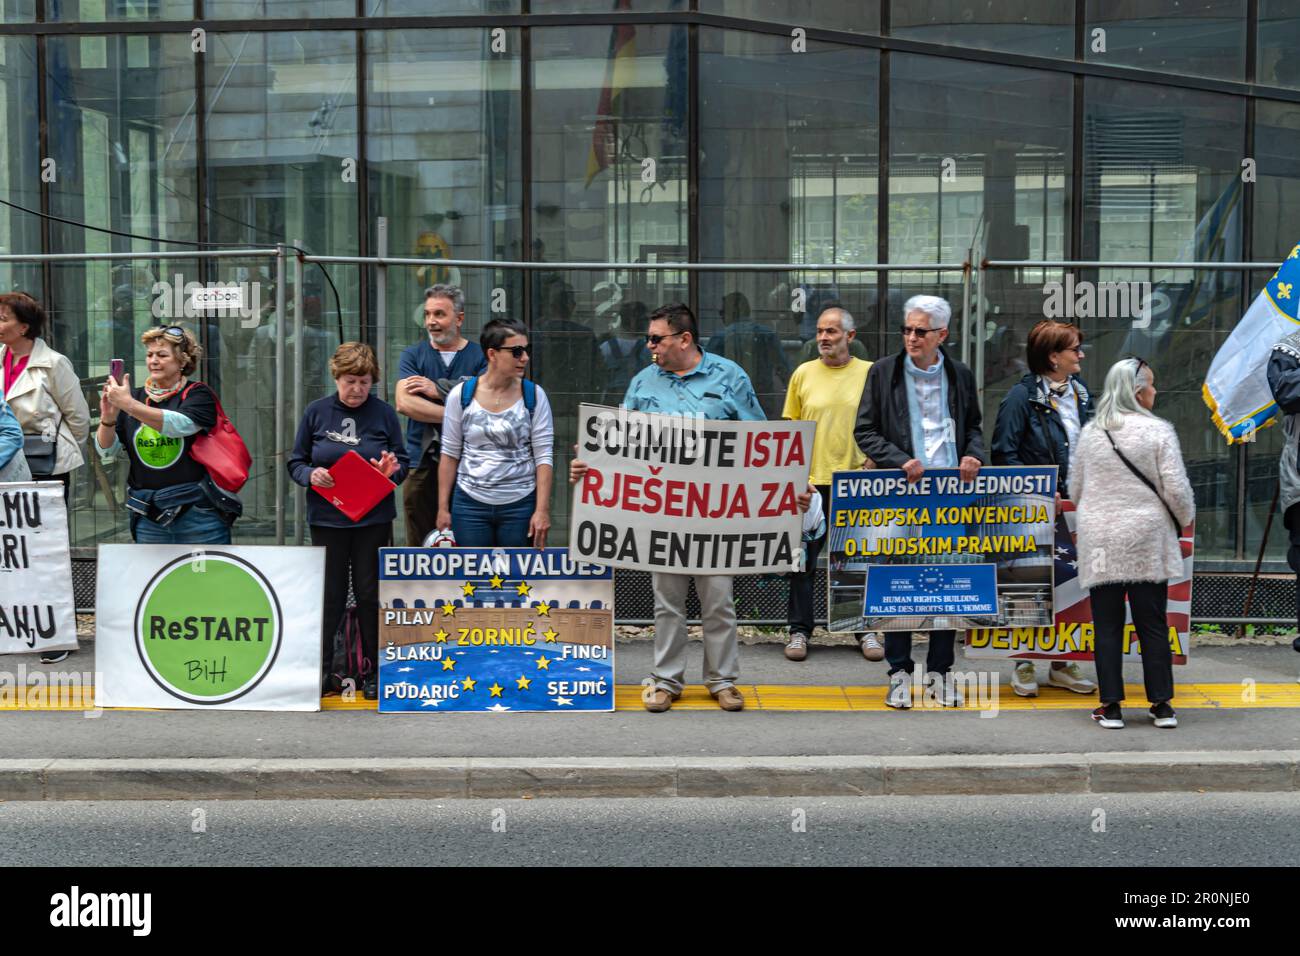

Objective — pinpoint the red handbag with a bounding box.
[182,383,251,492]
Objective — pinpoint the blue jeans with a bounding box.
[132,503,232,545]
[452,486,534,548]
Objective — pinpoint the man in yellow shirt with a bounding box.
[782,306,883,662]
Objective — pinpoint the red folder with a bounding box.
[313,450,396,522]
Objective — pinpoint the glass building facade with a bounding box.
[1,2,1297,568]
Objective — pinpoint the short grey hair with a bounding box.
[424,283,464,315]
[1094,358,1155,430]
[819,306,855,333]
[903,294,951,331]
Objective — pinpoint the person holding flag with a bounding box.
[1203,245,1300,443]
[1209,246,1300,657]
[1266,329,1300,655]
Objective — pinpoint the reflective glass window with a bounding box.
[1086,0,1247,82]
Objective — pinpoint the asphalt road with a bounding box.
[3,792,1299,866]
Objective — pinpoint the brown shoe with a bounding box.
[860,632,886,662]
[784,632,809,662]
[644,688,677,713]
[712,686,745,712]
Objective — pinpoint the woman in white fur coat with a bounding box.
[1069,357,1194,731]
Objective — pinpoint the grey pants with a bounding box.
[650,572,740,696]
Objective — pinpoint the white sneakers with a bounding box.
[885,671,963,708]
[886,671,912,709]
[1046,662,1098,694]
[925,672,963,708]
[1011,661,1039,697]
[1012,661,1098,697]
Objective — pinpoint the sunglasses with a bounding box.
[493,344,531,359]
[900,325,939,338]
[645,332,684,346]
[151,325,187,342]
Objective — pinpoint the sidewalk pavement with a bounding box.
[1,639,1297,799]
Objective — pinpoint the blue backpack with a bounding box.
[460,377,538,415]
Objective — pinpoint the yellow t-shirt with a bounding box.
[782,357,872,486]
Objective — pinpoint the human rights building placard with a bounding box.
[828,466,1057,633]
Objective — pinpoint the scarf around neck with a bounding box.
[145,376,188,403]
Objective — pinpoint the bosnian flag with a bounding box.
[1054,501,1192,664]
[1203,245,1300,443]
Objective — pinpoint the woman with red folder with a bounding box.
[289,342,409,699]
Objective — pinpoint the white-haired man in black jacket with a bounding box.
[853,294,986,708]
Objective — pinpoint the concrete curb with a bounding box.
[1,751,1298,800]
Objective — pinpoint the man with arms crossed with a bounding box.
[394,284,487,545]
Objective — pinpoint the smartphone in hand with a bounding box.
[109,358,124,384]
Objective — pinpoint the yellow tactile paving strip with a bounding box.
[2,682,1298,712]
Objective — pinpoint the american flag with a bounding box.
[1055,500,1192,664]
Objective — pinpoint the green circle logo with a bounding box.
[134,425,184,470]
[134,553,283,704]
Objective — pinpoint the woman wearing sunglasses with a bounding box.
[436,318,554,548]
[1070,357,1194,730]
[95,325,240,545]
[991,319,1098,698]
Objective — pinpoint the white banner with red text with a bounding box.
[568,404,814,575]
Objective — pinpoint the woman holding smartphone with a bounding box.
[95,325,241,544]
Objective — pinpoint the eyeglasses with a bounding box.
[645,332,684,346]
[151,325,186,342]
[900,325,939,338]
[1066,345,1085,355]
[493,344,531,359]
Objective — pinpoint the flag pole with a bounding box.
[1237,480,1281,638]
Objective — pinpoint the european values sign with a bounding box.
[378,548,614,713]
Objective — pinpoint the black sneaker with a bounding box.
[362,676,379,701]
[1149,701,1178,729]
[1091,702,1124,729]
[40,651,71,664]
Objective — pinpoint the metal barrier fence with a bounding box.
[4,245,1293,625]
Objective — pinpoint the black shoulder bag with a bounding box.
[22,382,65,478]
[1102,429,1182,536]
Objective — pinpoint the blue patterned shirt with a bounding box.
[623,349,765,421]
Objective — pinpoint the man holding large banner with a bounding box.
[570,303,810,713]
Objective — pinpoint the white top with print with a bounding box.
[440,382,555,505]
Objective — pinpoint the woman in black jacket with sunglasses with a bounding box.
[991,319,1097,699]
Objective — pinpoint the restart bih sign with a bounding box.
[95,544,325,711]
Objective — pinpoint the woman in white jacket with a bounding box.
[1069,357,1194,731]
[0,292,90,664]
[0,292,90,500]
